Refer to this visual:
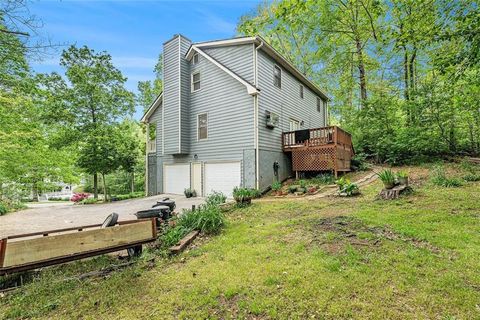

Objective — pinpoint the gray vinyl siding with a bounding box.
[163,37,180,154]
[257,50,326,152]
[188,47,254,161]
[204,44,254,83]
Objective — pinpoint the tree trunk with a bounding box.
[93,173,98,199]
[102,173,108,202]
[356,38,368,106]
[131,172,135,193]
[32,181,39,202]
[403,49,410,101]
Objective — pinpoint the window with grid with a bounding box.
[198,113,208,140]
[192,72,201,92]
[273,65,281,88]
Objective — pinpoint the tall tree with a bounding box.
[137,53,163,112]
[58,45,135,198]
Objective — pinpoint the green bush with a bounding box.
[430,165,464,187]
[205,191,226,206]
[161,225,191,248]
[377,169,396,188]
[298,179,307,188]
[0,203,7,216]
[232,187,259,207]
[183,188,196,198]
[463,174,480,182]
[78,198,99,205]
[351,153,370,171]
[112,191,144,201]
[336,177,360,196]
[309,173,335,185]
[288,185,298,193]
[271,181,282,191]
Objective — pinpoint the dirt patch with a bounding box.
[306,216,440,254]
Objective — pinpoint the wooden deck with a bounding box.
[282,126,354,177]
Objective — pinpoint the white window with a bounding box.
[192,53,199,65]
[197,113,208,140]
[317,97,322,112]
[191,72,201,92]
[273,65,281,89]
[300,85,304,99]
[289,119,300,131]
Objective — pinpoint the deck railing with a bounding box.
[282,126,352,151]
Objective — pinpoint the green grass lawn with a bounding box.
[1,166,480,319]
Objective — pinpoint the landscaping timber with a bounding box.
[169,230,200,254]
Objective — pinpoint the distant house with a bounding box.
[141,34,335,197]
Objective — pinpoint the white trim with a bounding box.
[191,71,201,93]
[254,41,263,190]
[188,46,259,96]
[145,122,149,196]
[273,64,282,89]
[178,36,182,154]
[185,36,330,101]
[140,93,163,123]
[192,53,199,65]
[197,112,208,141]
[162,52,165,155]
[185,37,257,59]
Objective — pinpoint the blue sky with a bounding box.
[29,0,261,118]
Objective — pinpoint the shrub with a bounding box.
[161,225,191,248]
[71,193,89,203]
[184,188,196,198]
[310,173,335,185]
[377,169,396,189]
[205,191,226,206]
[111,191,144,201]
[271,181,282,192]
[0,203,7,216]
[298,179,307,188]
[463,174,480,182]
[430,165,464,187]
[78,198,99,205]
[351,153,370,171]
[336,177,360,196]
[232,187,259,206]
[288,185,298,193]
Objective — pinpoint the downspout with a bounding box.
[145,122,149,196]
[254,40,264,190]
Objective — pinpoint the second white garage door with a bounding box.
[204,162,241,198]
[164,164,190,195]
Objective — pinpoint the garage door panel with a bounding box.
[164,164,190,195]
[204,162,241,198]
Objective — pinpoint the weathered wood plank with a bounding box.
[169,230,199,254]
[3,220,154,268]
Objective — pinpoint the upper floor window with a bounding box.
[192,53,199,65]
[192,72,201,92]
[197,113,208,140]
[317,97,322,112]
[300,85,304,99]
[273,65,281,89]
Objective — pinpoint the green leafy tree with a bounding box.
[137,53,163,112]
[58,45,135,198]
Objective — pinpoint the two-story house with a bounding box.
[141,34,331,197]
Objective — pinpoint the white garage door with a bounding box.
[204,162,241,198]
[164,164,190,195]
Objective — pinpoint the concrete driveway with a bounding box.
[0,194,204,238]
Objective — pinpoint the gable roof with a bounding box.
[140,93,162,123]
[185,35,330,101]
[142,35,331,123]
